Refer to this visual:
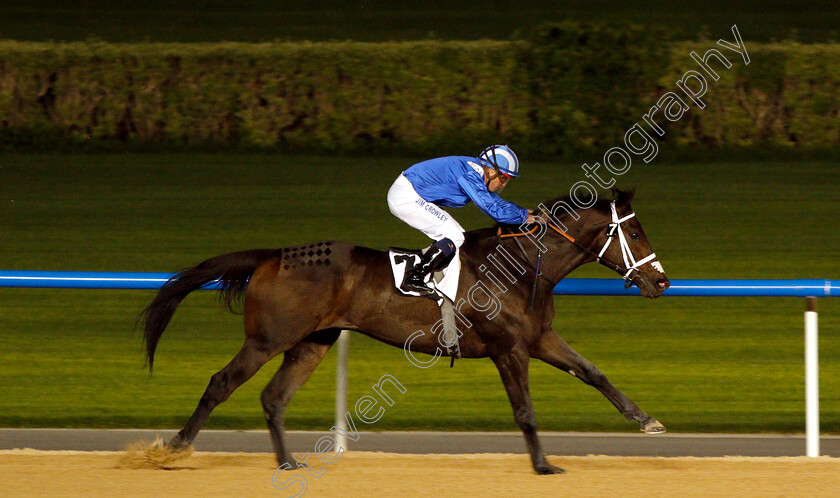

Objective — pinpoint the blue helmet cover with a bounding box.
[479,145,520,177]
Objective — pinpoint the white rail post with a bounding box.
[805,297,819,457]
[334,330,350,452]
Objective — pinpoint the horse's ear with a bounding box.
[611,186,637,206]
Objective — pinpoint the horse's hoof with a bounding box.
[535,463,566,475]
[641,419,666,434]
[119,435,193,469]
[167,437,192,451]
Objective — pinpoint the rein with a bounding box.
[498,222,575,243]
[497,224,557,283]
[497,202,655,297]
[498,227,551,311]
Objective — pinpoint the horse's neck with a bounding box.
[547,221,606,281]
[532,236,594,284]
[465,228,593,286]
[546,247,593,282]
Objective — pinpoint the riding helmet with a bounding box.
[478,145,520,177]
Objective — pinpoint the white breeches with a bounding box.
[387,174,466,248]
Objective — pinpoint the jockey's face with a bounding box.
[485,167,511,193]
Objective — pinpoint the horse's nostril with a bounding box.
[657,279,670,289]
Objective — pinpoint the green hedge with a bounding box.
[0,40,524,153]
[659,41,840,149]
[0,24,837,155]
[516,22,670,155]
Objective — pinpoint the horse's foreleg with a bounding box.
[169,339,277,449]
[261,331,340,468]
[532,331,665,434]
[492,347,564,475]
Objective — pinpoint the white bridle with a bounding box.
[597,201,659,286]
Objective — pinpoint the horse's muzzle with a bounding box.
[637,274,670,298]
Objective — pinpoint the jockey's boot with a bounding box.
[403,244,450,296]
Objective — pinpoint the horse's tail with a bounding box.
[141,249,278,372]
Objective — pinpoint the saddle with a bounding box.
[388,246,462,365]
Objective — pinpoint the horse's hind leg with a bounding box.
[492,347,564,475]
[169,338,277,449]
[261,329,341,467]
[532,330,665,434]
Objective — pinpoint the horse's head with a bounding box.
[536,187,669,298]
[590,188,669,298]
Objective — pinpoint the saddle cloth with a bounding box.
[388,246,461,304]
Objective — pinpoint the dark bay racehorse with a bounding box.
[142,188,669,474]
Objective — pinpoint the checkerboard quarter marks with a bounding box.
[280,241,333,270]
[140,188,669,475]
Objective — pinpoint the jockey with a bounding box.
[387,144,534,295]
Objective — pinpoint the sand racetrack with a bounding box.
[2,450,839,497]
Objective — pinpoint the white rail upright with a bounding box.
[805,298,819,457]
[334,330,351,452]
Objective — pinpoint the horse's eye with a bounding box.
[630,233,640,241]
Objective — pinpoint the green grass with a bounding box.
[0,1,837,43]
[0,153,838,433]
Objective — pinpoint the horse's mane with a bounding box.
[493,186,636,229]
[539,186,635,217]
